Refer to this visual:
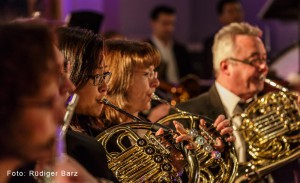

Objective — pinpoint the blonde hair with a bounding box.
[103,40,160,124]
[212,22,262,75]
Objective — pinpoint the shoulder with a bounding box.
[65,130,114,180]
[173,40,187,50]
[177,92,210,113]
[182,91,211,105]
[66,130,103,153]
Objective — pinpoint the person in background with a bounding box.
[67,11,104,34]
[145,4,194,85]
[200,0,244,80]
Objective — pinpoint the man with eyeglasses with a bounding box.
[177,22,274,182]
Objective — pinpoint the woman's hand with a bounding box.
[173,121,196,150]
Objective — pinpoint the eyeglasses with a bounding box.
[89,72,112,86]
[135,70,158,80]
[228,57,268,67]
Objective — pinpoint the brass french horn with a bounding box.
[234,78,300,182]
[152,94,238,183]
[96,98,200,183]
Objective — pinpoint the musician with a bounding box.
[102,39,235,176]
[57,26,196,182]
[103,39,232,139]
[177,22,300,182]
[0,21,97,183]
[57,26,118,182]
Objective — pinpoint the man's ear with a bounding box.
[219,59,231,76]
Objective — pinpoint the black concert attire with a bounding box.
[67,114,118,182]
[177,83,300,182]
[8,162,37,183]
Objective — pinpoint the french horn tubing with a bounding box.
[96,97,200,183]
[152,94,238,183]
[234,78,300,183]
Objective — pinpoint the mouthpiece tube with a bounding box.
[264,78,289,92]
[101,97,144,122]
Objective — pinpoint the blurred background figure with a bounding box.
[66,10,104,34]
[200,0,244,80]
[217,0,244,25]
[145,4,194,85]
[145,4,203,106]
[0,0,61,21]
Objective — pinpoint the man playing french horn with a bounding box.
[178,22,300,182]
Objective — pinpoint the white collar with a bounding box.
[151,35,173,48]
[215,81,241,117]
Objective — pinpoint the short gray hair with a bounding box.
[212,22,262,75]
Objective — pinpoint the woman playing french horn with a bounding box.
[102,39,235,180]
[56,27,201,181]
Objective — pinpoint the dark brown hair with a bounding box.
[56,27,104,91]
[0,21,57,157]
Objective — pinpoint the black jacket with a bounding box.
[66,130,118,182]
[177,84,300,183]
[145,38,194,82]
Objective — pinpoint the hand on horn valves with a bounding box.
[210,114,235,152]
[155,121,194,174]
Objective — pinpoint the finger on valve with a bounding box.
[173,121,197,150]
[213,114,226,128]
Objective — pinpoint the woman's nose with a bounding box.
[150,77,160,88]
[98,81,108,93]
